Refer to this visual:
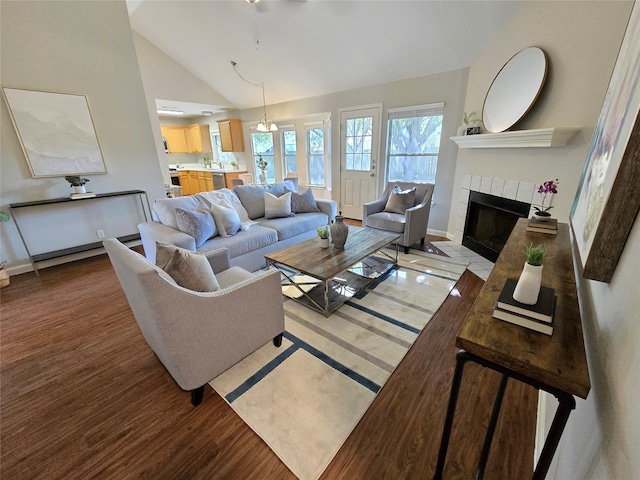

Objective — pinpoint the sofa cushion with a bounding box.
[196,225,278,259]
[366,212,406,233]
[288,187,320,213]
[210,202,242,237]
[216,266,256,289]
[384,185,416,214]
[155,242,220,292]
[259,212,328,241]
[175,206,217,247]
[197,189,258,231]
[153,196,202,229]
[234,181,297,219]
[264,191,294,219]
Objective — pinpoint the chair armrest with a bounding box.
[316,199,337,223]
[403,201,432,246]
[204,248,231,274]
[138,221,196,263]
[363,198,387,225]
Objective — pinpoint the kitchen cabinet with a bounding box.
[162,124,212,154]
[217,119,245,152]
[177,170,248,195]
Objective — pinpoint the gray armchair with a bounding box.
[363,182,435,254]
[103,238,285,406]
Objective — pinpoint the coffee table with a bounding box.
[265,227,400,317]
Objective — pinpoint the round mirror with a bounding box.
[482,47,547,133]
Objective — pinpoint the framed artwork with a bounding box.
[2,87,106,177]
[570,1,640,283]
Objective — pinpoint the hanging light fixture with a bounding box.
[231,61,278,132]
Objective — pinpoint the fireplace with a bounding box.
[463,191,530,262]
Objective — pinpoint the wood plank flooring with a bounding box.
[0,239,536,479]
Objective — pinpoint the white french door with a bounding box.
[339,105,381,219]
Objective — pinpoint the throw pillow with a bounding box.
[155,242,220,292]
[287,187,320,213]
[384,185,416,214]
[264,191,294,219]
[175,206,217,247]
[210,202,242,237]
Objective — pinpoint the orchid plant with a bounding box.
[534,179,559,214]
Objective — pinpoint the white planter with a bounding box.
[318,238,330,248]
[74,185,87,194]
[513,262,543,305]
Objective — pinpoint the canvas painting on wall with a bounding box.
[570,2,640,283]
[2,87,106,177]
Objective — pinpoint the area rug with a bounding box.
[209,250,469,480]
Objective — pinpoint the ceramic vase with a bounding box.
[330,212,349,249]
[74,185,87,194]
[513,262,543,305]
[456,125,468,136]
[318,238,330,249]
[259,171,266,185]
[534,211,552,222]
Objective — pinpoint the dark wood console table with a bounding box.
[434,218,590,480]
[9,190,151,275]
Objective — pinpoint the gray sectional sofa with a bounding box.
[138,181,337,272]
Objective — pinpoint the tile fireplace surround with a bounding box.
[454,174,539,244]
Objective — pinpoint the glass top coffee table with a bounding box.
[265,227,400,317]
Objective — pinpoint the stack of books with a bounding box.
[527,217,558,234]
[70,192,96,199]
[492,278,556,335]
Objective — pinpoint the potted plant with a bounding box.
[256,155,268,184]
[457,111,482,136]
[65,176,90,194]
[533,179,558,221]
[316,225,330,248]
[513,243,547,305]
[0,211,10,288]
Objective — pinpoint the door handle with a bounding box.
[370,173,375,177]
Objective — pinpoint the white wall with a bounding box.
[449,1,634,237]
[0,1,166,272]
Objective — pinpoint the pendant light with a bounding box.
[231,61,277,132]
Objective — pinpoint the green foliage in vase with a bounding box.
[0,211,9,223]
[256,154,268,172]
[65,176,90,187]
[524,243,546,266]
[316,225,330,239]
[463,111,481,125]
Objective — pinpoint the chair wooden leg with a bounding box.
[273,333,283,347]
[421,237,425,246]
[191,385,205,407]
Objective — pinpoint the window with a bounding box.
[282,129,297,176]
[251,131,275,183]
[307,126,325,186]
[345,116,372,171]
[386,103,443,184]
[211,133,233,163]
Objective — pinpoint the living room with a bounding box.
[1,1,638,479]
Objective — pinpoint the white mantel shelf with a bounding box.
[451,127,580,148]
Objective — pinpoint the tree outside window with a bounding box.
[251,132,275,183]
[387,110,442,184]
[307,127,325,186]
[282,130,297,176]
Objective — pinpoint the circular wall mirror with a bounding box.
[482,47,548,133]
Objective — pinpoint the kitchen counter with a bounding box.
[169,163,247,174]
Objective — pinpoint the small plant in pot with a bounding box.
[513,243,547,305]
[317,225,330,248]
[65,176,90,194]
[533,179,558,221]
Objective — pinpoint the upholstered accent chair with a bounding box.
[238,172,254,184]
[103,238,285,406]
[363,182,435,254]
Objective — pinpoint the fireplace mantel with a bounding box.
[450,127,580,148]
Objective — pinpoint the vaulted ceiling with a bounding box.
[127,0,523,116]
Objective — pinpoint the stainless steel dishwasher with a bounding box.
[213,173,226,190]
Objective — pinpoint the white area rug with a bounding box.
[210,250,468,480]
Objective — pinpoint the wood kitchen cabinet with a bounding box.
[162,124,212,154]
[217,119,245,152]
[178,170,248,195]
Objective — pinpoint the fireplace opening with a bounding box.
[463,191,530,262]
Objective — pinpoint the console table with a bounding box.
[9,190,151,275]
[434,218,590,480]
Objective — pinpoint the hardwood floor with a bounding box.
[0,243,536,479]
